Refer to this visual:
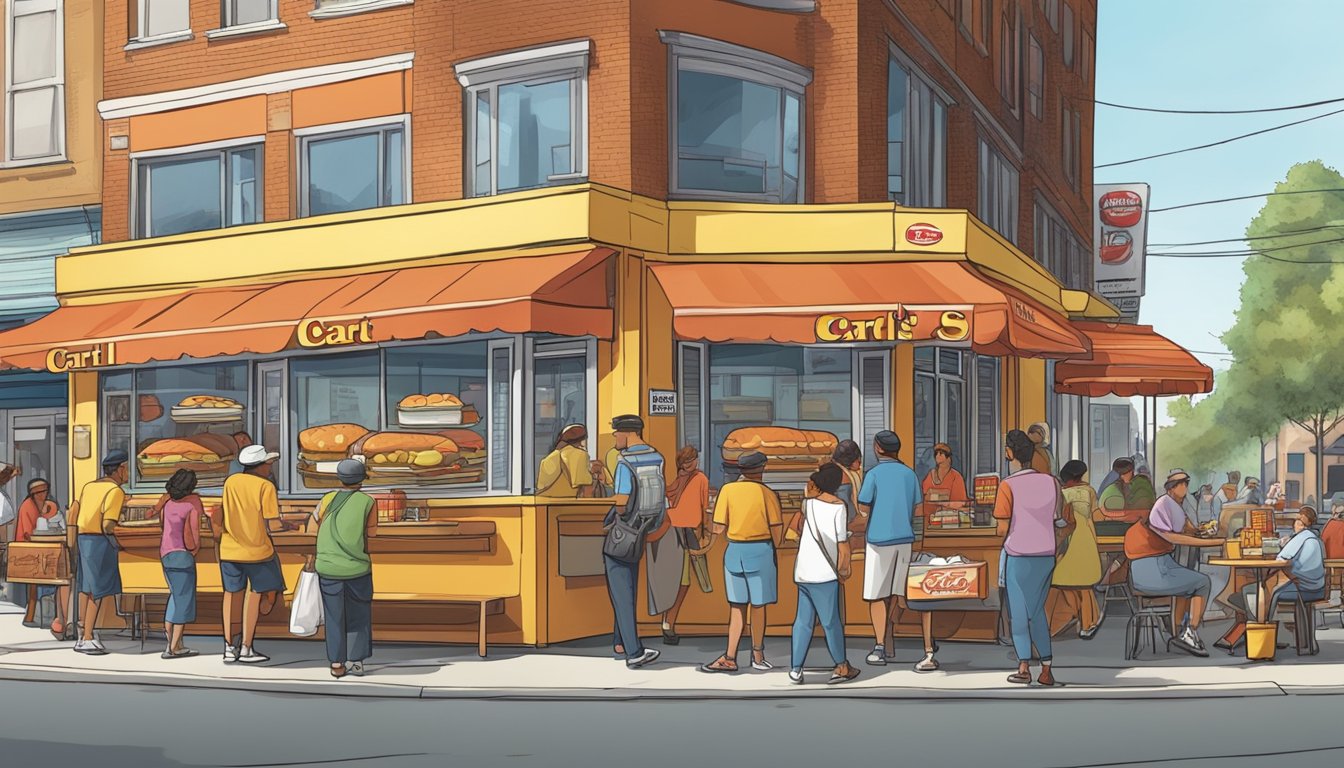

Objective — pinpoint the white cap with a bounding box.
[238,444,280,467]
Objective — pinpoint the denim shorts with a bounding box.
[220,556,286,594]
[77,534,122,600]
[723,541,778,607]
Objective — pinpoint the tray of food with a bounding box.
[170,395,245,423]
[397,393,466,426]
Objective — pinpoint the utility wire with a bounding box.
[1149,234,1344,259]
[1150,188,1344,213]
[1094,106,1344,169]
[1149,223,1344,247]
[1095,95,1344,114]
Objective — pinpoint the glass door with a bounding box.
[531,352,588,492]
[9,412,68,513]
[255,361,287,482]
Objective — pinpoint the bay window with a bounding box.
[133,143,261,238]
[6,0,65,164]
[662,31,810,204]
[457,40,590,197]
[298,119,408,217]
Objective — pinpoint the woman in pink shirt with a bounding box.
[148,469,204,658]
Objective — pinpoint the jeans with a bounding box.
[317,573,373,665]
[1005,555,1055,663]
[160,550,198,625]
[1241,582,1326,620]
[605,555,643,659]
[791,581,846,671]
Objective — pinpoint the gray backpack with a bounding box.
[602,449,666,563]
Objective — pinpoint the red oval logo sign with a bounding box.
[1098,190,1143,227]
[905,222,943,246]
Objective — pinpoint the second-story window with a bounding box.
[6,0,65,165]
[135,0,190,40]
[977,137,1019,244]
[662,32,811,204]
[1027,35,1044,119]
[1062,103,1082,189]
[997,8,1018,111]
[134,142,261,238]
[1062,1,1075,69]
[888,52,947,207]
[224,0,276,27]
[456,41,590,198]
[297,119,408,217]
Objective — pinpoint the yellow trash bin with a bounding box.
[1246,622,1278,661]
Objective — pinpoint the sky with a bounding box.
[1094,0,1344,424]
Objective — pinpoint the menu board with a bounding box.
[973,473,1001,506]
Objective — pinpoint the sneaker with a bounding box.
[751,657,774,671]
[788,669,804,685]
[73,640,106,656]
[236,646,270,664]
[223,644,240,663]
[89,637,106,652]
[1172,628,1209,658]
[161,647,199,660]
[914,655,940,673]
[865,646,887,665]
[348,661,365,677]
[626,648,660,669]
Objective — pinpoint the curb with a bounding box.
[0,662,1290,702]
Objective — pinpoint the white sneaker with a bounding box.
[74,640,106,656]
[1172,628,1209,658]
[223,644,240,663]
[348,661,365,677]
[625,648,660,668]
[865,646,887,665]
[89,637,106,652]
[788,669,804,685]
[751,657,774,671]
[236,646,270,664]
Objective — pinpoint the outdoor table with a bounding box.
[1207,558,1291,625]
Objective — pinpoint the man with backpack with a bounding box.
[604,414,665,669]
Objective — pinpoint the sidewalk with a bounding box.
[3,600,1343,701]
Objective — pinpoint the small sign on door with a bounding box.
[649,390,677,416]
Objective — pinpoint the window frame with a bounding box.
[222,0,278,28]
[133,0,192,46]
[997,7,1020,114]
[888,45,952,207]
[1027,34,1044,119]
[456,40,591,199]
[977,136,1020,244]
[661,31,812,204]
[295,115,411,218]
[1062,1,1075,69]
[524,337,597,495]
[4,0,66,166]
[130,136,265,240]
[1041,0,1059,32]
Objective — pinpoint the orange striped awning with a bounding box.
[0,248,614,371]
[648,260,1089,357]
[1053,321,1213,397]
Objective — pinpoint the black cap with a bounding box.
[102,449,129,468]
[874,430,902,453]
[612,414,644,432]
[736,451,768,471]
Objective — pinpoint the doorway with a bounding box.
[7,410,69,510]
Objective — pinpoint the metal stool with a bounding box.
[1290,594,1321,656]
[1125,592,1174,660]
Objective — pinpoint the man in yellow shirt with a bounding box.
[68,450,129,655]
[699,451,783,674]
[212,444,286,664]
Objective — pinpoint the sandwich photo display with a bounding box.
[137,432,239,481]
[298,423,371,487]
[721,426,838,470]
[352,431,483,485]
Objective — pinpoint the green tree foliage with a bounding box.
[1156,370,1265,484]
[1220,160,1344,503]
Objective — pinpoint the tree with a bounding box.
[1221,160,1344,506]
[1156,370,1267,484]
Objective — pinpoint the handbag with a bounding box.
[289,557,323,637]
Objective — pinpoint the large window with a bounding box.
[1034,199,1090,290]
[888,54,947,207]
[223,0,276,27]
[917,349,1001,492]
[6,0,64,164]
[134,143,260,238]
[530,344,591,492]
[663,32,810,204]
[977,138,1019,243]
[135,0,190,40]
[298,120,407,217]
[96,363,250,491]
[458,41,589,198]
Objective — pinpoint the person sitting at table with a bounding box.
[16,478,66,631]
[1124,469,1220,657]
[1099,458,1155,512]
[921,443,968,503]
[1219,506,1327,652]
[1322,503,1344,607]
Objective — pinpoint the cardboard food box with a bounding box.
[906,560,989,601]
[5,542,70,583]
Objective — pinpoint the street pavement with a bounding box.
[2,677,1344,768]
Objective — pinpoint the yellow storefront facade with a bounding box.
[0,182,1121,649]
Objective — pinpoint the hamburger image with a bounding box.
[352,432,483,485]
[721,427,838,469]
[298,424,371,487]
[137,432,238,480]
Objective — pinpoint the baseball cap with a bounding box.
[612,414,644,432]
[238,444,280,467]
[874,430,902,453]
[336,458,367,485]
[102,449,129,468]
[736,451,768,471]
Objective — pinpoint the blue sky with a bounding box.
[1095,0,1344,416]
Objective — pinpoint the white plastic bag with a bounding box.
[289,570,323,637]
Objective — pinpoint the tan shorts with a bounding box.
[863,542,913,601]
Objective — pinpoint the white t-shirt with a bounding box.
[794,498,850,584]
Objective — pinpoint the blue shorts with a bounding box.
[723,541,778,607]
[77,534,122,600]
[220,557,286,595]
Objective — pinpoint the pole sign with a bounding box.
[1093,183,1150,316]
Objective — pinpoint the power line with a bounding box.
[1150,188,1344,214]
[1094,106,1344,169]
[1095,95,1344,115]
[1148,234,1344,260]
[1149,223,1344,247]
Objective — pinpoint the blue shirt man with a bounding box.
[858,453,922,546]
[1280,523,1327,593]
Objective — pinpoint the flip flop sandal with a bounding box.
[699,656,739,674]
[331,665,348,679]
[828,667,861,684]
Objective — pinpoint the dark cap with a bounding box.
[874,430,902,453]
[736,451,768,471]
[336,458,368,485]
[102,449,129,468]
[612,414,644,432]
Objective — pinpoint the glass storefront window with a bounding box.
[384,342,490,491]
[914,347,984,494]
[707,345,852,488]
[131,363,248,490]
[291,351,380,491]
[531,351,588,492]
